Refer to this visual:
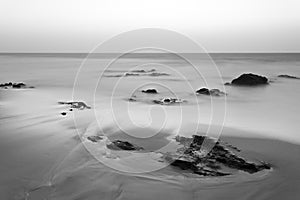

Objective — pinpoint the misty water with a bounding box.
[1,53,299,143]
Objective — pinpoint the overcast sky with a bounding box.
[1,0,300,52]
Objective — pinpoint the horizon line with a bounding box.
[0,51,300,54]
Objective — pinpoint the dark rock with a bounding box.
[230,73,268,86]
[142,88,158,94]
[107,140,144,151]
[196,88,226,96]
[61,112,67,116]
[278,74,300,79]
[196,88,210,95]
[87,135,103,143]
[12,83,26,88]
[163,135,271,176]
[153,98,185,105]
[0,82,30,89]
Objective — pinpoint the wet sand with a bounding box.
[0,90,299,200]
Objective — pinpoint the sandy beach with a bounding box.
[0,53,300,200]
[0,85,299,200]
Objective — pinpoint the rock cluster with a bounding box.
[153,98,186,105]
[0,82,33,89]
[58,101,91,116]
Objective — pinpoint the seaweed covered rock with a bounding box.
[228,73,268,86]
[196,88,226,96]
[164,135,271,176]
[107,140,144,151]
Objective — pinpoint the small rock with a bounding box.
[107,140,144,151]
[278,74,300,79]
[153,98,185,105]
[196,88,226,96]
[61,112,67,116]
[142,88,158,94]
[131,69,156,73]
[196,88,210,95]
[124,72,140,76]
[148,72,169,76]
[58,101,91,110]
[87,136,103,143]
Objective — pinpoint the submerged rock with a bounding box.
[148,72,170,76]
[131,69,156,73]
[196,88,226,96]
[278,74,300,79]
[87,136,103,143]
[142,88,158,94]
[58,101,91,110]
[153,98,186,105]
[104,69,169,78]
[124,72,140,76]
[228,73,269,86]
[163,135,271,176]
[107,140,144,151]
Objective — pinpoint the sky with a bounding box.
[1,0,300,52]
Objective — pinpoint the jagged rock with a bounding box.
[153,98,186,105]
[278,74,300,79]
[163,135,271,176]
[107,140,144,151]
[229,73,268,86]
[58,101,91,110]
[87,136,103,143]
[142,89,158,94]
[196,88,226,96]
